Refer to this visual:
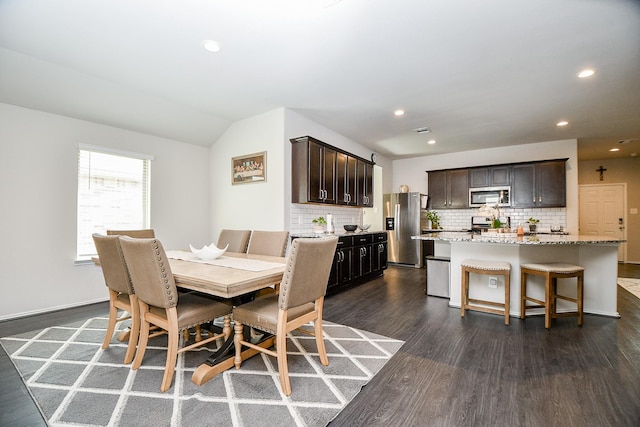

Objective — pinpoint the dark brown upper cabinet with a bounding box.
[469,165,511,188]
[511,160,566,208]
[427,169,469,209]
[291,136,374,207]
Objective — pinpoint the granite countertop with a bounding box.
[412,231,625,245]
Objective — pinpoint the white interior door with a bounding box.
[579,184,626,261]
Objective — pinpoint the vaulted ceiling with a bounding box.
[1,0,639,160]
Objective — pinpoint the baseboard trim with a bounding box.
[0,298,109,322]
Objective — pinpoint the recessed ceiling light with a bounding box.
[557,121,569,127]
[394,110,405,116]
[202,40,221,53]
[577,69,596,78]
[428,140,436,145]
[610,148,620,152]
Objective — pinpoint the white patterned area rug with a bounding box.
[619,277,640,299]
[1,316,403,427]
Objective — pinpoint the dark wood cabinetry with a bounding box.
[356,160,374,207]
[469,165,510,187]
[336,152,357,205]
[326,232,387,293]
[428,159,566,209]
[427,169,469,209]
[291,136,374,207]
[511,160,566,207]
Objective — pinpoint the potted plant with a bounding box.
[527,217,540,233]
[312,216,327,233]
[426,210,441,230]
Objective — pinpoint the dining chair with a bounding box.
[232,236,339,396]
[217,229,251,253]
[119,236,233,392]
[246,230,290,257]
[92,233,139,364]
[106,229,156,238]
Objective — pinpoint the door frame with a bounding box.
[578,183,627,262]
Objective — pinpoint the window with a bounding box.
[76,144,152,260]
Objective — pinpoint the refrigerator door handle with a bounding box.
[394,203,400,241]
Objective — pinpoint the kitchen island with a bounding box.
[413,232,625,318]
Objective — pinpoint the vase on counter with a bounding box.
[528,224,537,233]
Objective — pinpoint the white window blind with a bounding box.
[76,146,151,259]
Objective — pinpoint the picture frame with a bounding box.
[232,151,267,185]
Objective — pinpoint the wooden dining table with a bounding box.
[165,251,287,385]
[93,250,287,386]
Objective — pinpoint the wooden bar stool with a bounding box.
[461,259,511,325]
[520,263,584,329]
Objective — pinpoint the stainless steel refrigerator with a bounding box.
[383,192,428,267]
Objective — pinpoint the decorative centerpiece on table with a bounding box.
[426,210,441,230]
[312,216,327,234]
[479,204,503,229]
[527,217,540,234]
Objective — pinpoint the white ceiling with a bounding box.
[1,0,639,161]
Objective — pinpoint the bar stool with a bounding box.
[520,263,584,329]
[461,259,511,325]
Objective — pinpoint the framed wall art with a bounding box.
[232,151,266,185]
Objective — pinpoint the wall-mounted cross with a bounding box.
[596,165,607,181]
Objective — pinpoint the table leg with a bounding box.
[192,326,274,386]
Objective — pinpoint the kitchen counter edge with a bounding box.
[412,231,625,245]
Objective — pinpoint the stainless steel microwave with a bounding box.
[469,186,511,207]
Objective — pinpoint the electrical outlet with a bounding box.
[488,276,498,288]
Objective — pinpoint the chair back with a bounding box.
[247,230,290,257]
[107,229,155,238]
[279,237,338,310]
[119,237,178,309]
[217,229,251,253]
[92,234,134,295]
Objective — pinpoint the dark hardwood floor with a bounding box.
[2,264,640,427]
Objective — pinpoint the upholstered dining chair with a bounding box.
[232,236,339,396]
[92,233,139,364]
[217,229,251,253]
[106,229,156,238]
[119,236,233,392]
[246,230,290,257]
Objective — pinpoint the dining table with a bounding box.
[93,250,287,386]
[165,250,287,385]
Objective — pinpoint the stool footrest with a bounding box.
[468,298,505,309]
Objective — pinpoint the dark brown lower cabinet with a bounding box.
[328,232,387,293]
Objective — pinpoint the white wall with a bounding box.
[393,140,579,233]
[0,103,211,320]
[209,108,287,240]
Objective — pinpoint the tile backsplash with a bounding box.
[290,204,567,234]
[432,207,566,232]
[290,204,364,234]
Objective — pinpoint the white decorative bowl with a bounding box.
[189,243,228,261]
[358,224,371,231]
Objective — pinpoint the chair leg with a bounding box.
[124,296,140,364]
[578,273,584,326]
[314,318,329,366]
[233,322,244,369]
[520,271,527,319]
[102,293,119,349]
[161,309,179,392]
[132,303,150,370]
[461,269,468,317]
[276,326,291,396]
[544,274,552,329]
